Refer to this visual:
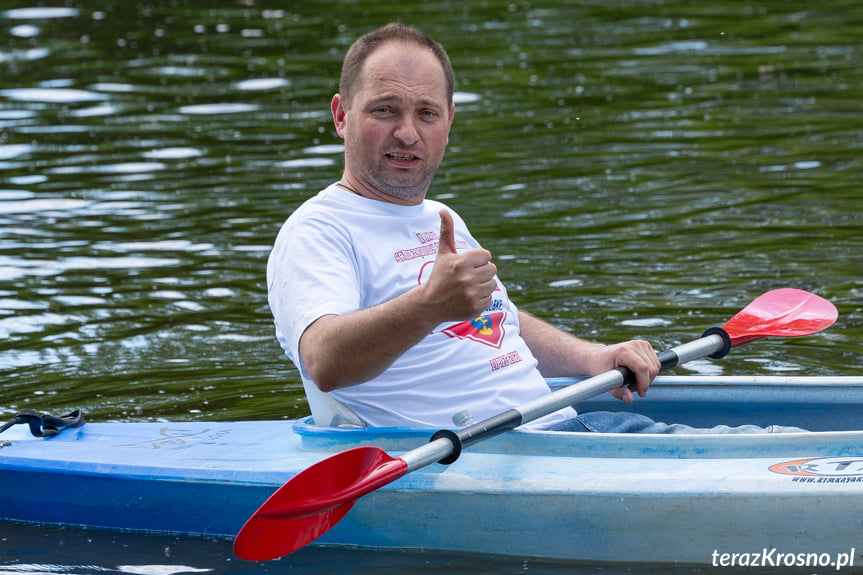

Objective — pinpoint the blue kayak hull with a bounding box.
[1,376,863,564]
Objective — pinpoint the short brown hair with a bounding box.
[339,22,454,110]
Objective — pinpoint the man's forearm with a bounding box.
[299,286,441,392]
[518,310,606,378]
[518,310,660,401]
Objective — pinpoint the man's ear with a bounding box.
[331,94,347,139]
[446,102,455,144]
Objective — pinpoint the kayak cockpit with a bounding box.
[294,376,863,459]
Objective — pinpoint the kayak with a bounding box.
[1,375,862,566]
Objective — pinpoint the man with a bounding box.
[267,22,662,431]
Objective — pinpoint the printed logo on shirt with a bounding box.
[394,236,471,263]
[442,312,507,349]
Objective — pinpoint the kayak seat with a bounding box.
[301,378,367,427]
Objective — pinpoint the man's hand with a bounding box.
[421,209,498,322]
[592,340,660,403]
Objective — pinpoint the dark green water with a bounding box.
[1,1,861,573]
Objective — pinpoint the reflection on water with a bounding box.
[0,1,861,572]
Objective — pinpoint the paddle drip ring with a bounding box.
[701,327,732,359]
[429,429,462,465]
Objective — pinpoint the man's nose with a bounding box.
[393,114,419,145]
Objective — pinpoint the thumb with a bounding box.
[437,209,458,255]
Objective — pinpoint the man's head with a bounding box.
[332,23,456,205]
[339,22,455,112]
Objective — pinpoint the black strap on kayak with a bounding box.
[0,409,85,437]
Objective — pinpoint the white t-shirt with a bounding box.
[267,184,575,429]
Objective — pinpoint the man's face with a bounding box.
[332,41,455,205]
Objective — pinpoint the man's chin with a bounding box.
[375,177,434,202]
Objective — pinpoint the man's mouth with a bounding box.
[386,152,418,161]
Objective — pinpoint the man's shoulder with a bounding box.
[291,184,340,213]
[282,185,348,228]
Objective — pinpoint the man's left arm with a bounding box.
[517,310,660,403]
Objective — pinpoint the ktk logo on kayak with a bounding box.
[769,457,863,477]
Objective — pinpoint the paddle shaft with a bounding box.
[410,328,730,469]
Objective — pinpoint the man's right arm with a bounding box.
[300,291,439,392]
[300,209,497,392]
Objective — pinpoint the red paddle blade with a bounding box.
[722,288,837,347]
[233,446,407,561]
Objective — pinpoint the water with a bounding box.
[1,0,861,572]
[0,523,836,575]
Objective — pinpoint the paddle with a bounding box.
[233,288,837,561]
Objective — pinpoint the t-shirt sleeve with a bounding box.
[267,214,360,378]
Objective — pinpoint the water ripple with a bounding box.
[0,144,34,160]
[0,88,107,103]
[0,48,50,63]
[142,148,204,160]
[178,103,259,115]
[234,78,290,91]
[2,7,79,19]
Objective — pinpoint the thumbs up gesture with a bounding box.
[423,209,498,322]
